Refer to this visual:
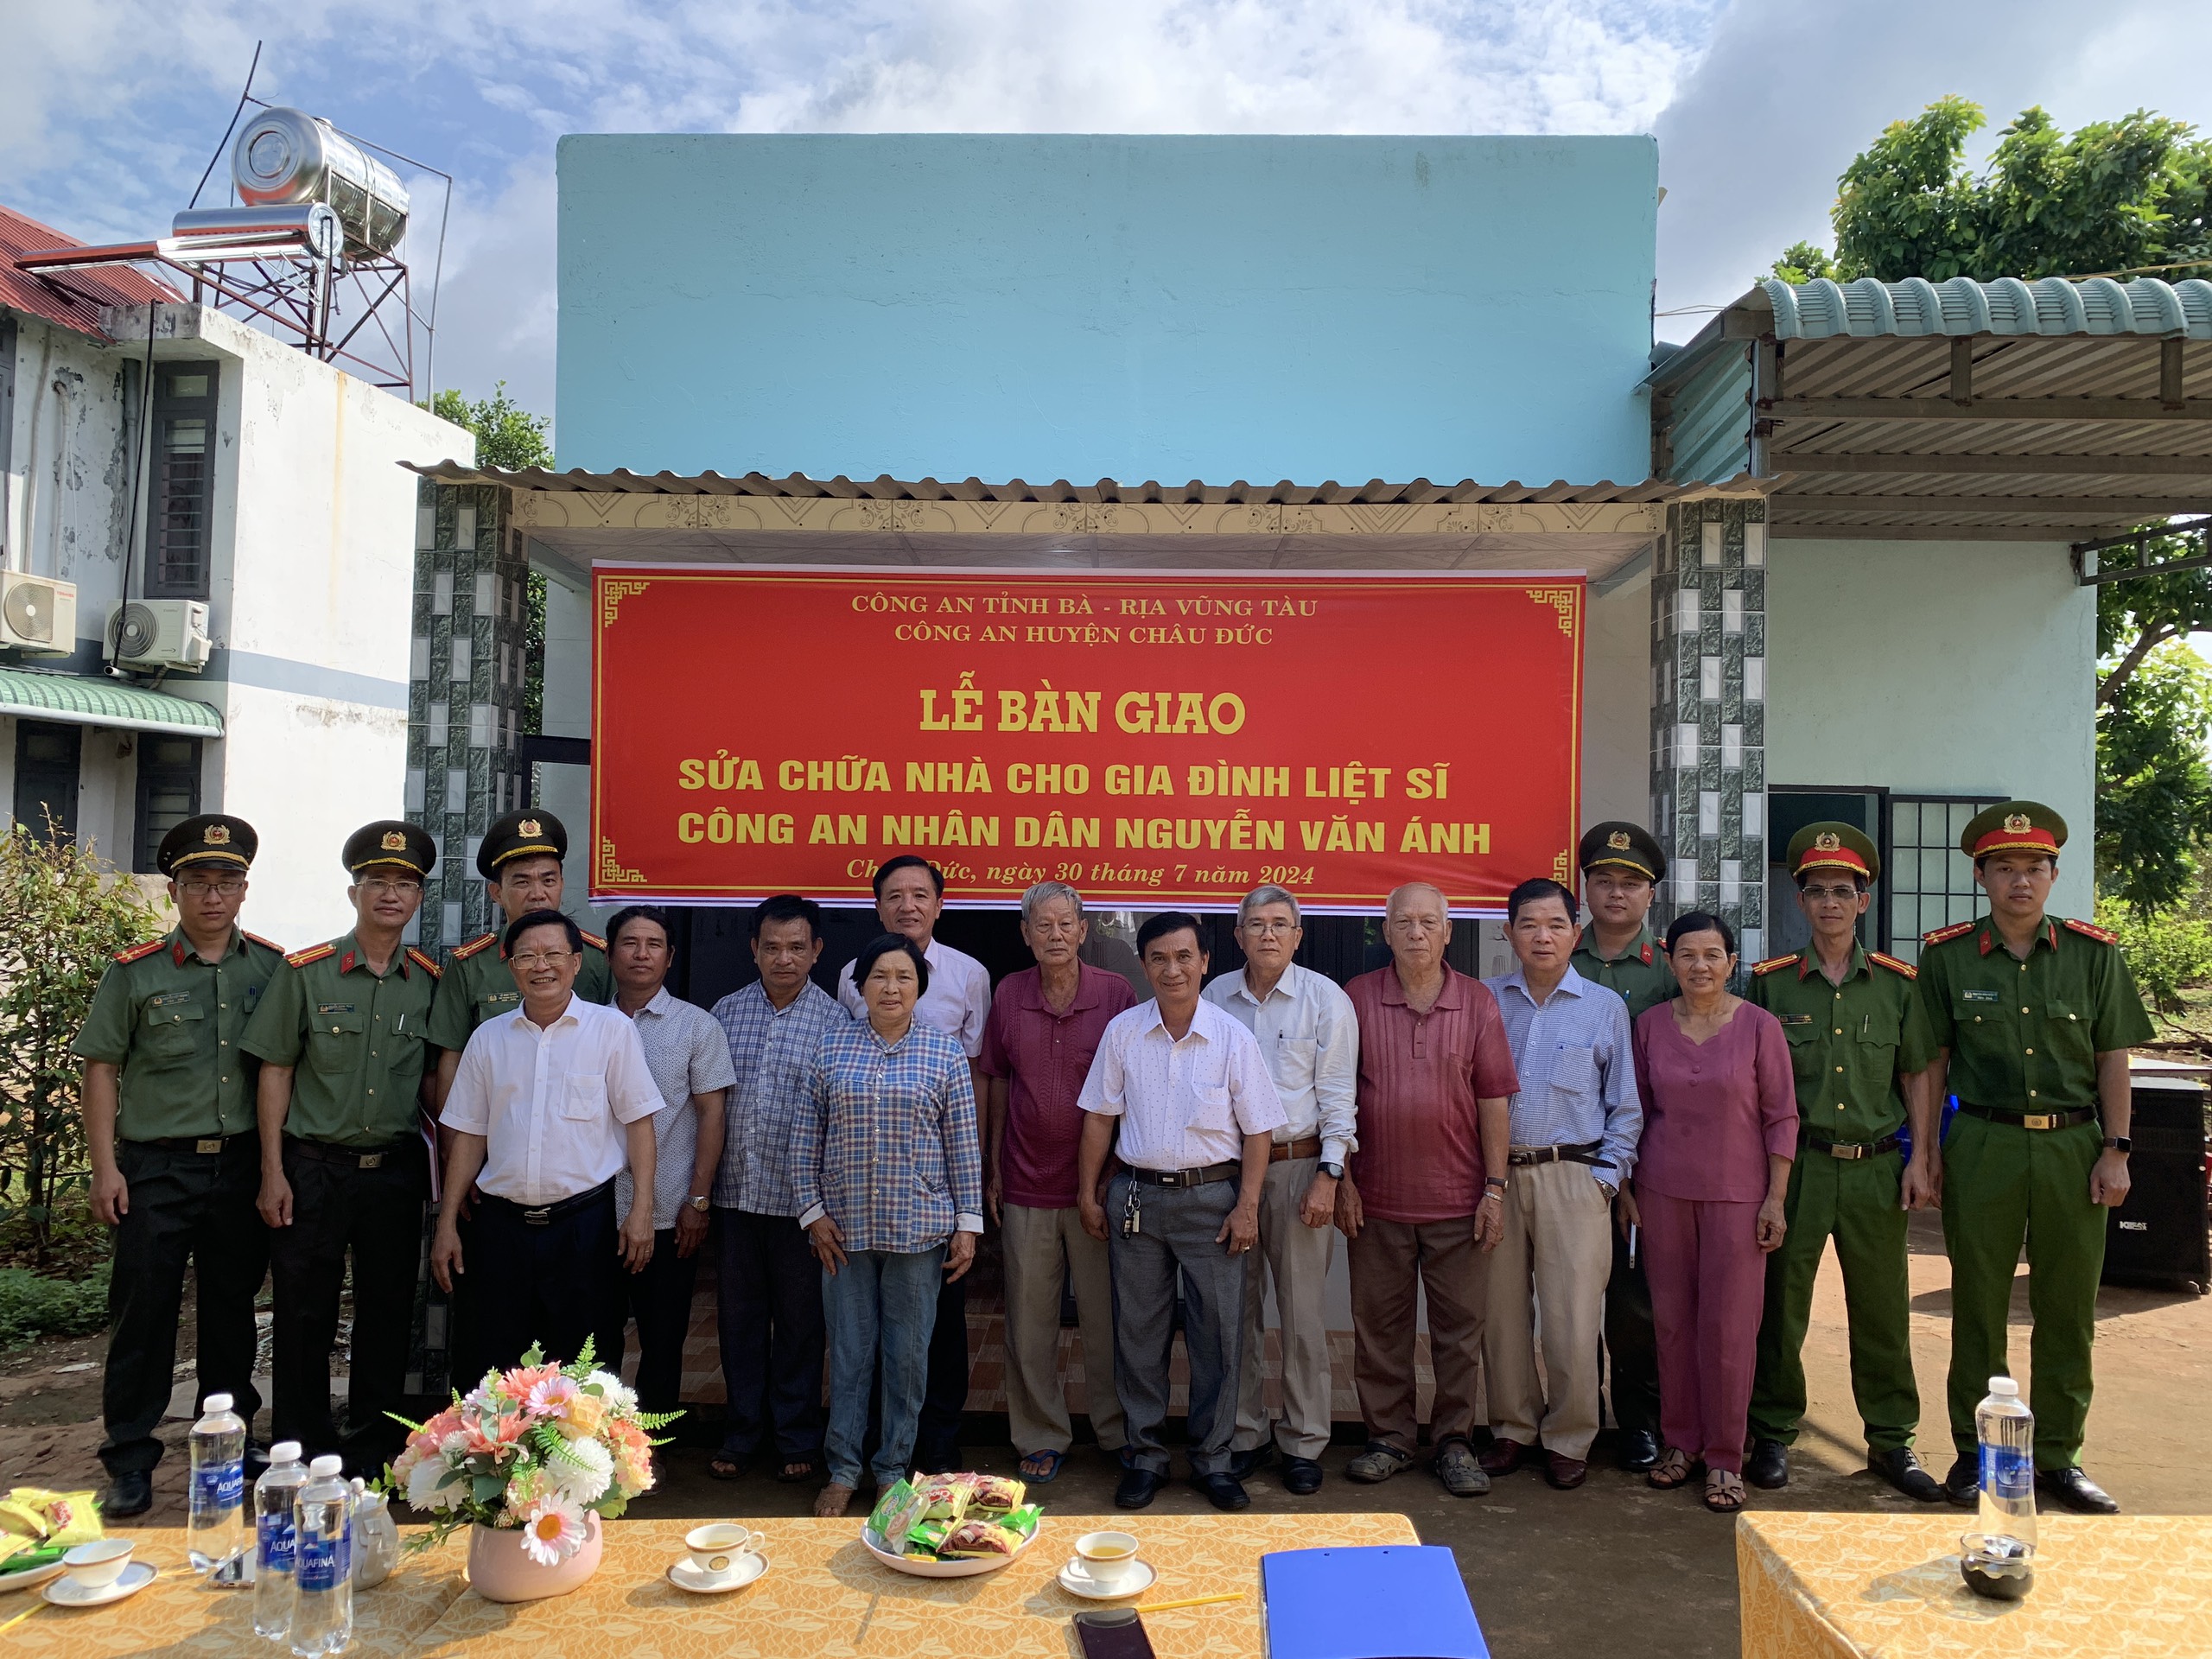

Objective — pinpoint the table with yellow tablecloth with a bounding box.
[4,1512,1421,1659]
[1738,1512,2212,1658]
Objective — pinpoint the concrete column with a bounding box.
[1649,497,1768,964]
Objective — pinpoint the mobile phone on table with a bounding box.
[1074,1608,1158,1659]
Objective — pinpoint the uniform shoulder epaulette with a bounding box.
[1923,920,1976,947]
[285,942,338,969]
[450,932,499,961]
[2063,917,2120,946]
[580,929,607,951]
[1868,950,1918,979]
[1751,953,1801,976]
[405,947,442,978]
[112,938,167,964]
[243,931,286,954]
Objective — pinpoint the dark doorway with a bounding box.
[12,721,83,843]
[1766,788,1881,961]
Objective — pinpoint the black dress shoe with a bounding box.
[1228,1444,1275,1480]
[1745,1439,1790,1490]
[1281,1455,1324,1495]
[1193,1471,1250,1511]
[1868,1446,1943,1503]
[103,1470,153,1518]
[1115,1467,1165,1510]
[2037,1465,2120,1515]
[1617,1429,1661,1472]
[1942,1453,1980,1508]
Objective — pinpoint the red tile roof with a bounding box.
[0,202,180,341]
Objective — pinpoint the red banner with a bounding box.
[590,567,1582,913]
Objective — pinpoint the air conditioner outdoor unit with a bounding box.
[105,599,212,671]
[0,572,78,654]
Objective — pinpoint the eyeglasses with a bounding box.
[177,878,245,898]
[1240,919,1299,937]
[1801,884,1862,903]
[510,950,576,969]
[356,877,423,898]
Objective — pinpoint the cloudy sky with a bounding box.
[8,0,2209,430]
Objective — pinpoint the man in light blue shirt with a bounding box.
[1478,875,1640,1491]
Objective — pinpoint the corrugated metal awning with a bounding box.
[0,668,223,737]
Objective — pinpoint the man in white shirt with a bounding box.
[1078,912,1287,1513]
[430,910,662,1374]
[1202,885,1358,1496]
[834,855,991,1470]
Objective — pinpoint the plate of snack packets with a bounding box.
[862,1473,1041,1578]
[0,1488,103,1592]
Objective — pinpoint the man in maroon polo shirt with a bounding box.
[980,880,1136,1480]
[1336,881,1518,1497]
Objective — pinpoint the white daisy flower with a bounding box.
[547,1433,614,1504]
[519,1496,588,1565]
[407,1454,460,1511]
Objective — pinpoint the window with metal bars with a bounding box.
[1883,795,2004,963]
[145,362,221,599]
[133,735,202,873]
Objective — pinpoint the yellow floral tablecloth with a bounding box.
[4,1513,1419,1659]
[1738,1512,2212,1658]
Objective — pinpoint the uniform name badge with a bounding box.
[1962,988,1999,1003]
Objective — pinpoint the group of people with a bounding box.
[74,795,2148,1529]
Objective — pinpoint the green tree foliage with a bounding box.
[0,827,161,1264]
[1762,241,1840,285]
[423,383,555,733]
[2095,643,2212,918]
[2095,537,2212,707]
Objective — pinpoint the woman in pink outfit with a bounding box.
[1623,911,1796,1514]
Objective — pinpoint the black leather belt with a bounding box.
[1801,1128,1901,1160]
[1508,1141,1606,1167]
[128,1132,252,1155]
[284,1134,419,1171]
[480,1179,616,1226]
[1127,1162,1239,1188]
[1956,1101,2098,1132]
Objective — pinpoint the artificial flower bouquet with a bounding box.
[385,1339,677,1563]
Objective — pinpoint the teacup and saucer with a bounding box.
[669,1524,769,1594]
[1059,1530,1155,1600]
[43,1541,158,1608]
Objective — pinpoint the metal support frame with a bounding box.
[2073,516,2212,585]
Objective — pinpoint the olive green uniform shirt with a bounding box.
[1917,916,2153,1109]
[241,932,442,1147]
[1570,923,1677,1020]
[1748,942,1936,1140]
[72,927,287,1141]
[423,928,613,1054]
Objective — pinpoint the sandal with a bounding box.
[708,1454,747,1482]
[1703,1469,1746,1513]
[813,1480,856,1518]
[775,1457,821,1484]
[1647,1447,1698,1490]
[1020,1448,1068,1483]
[1344,1441,1414,1484]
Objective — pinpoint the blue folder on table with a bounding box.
[1260,1545,1488,1659]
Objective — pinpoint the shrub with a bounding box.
[0,1264,110,1350]
[2098,898,2212,1014]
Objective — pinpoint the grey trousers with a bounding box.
[1233,1157,1337,1458]
[1106,1173,1245,1477]
[1001,1202,1126,1455]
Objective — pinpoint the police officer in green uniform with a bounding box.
[1918,801,2151,1514]
[243,822,442,1473]
[1570,820,1675,1471]
[73,816,286,1516]
[424,809,611,1386]
[1744,823,1942,1500]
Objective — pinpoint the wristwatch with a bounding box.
[1317,1161,1344,1179]
[1597,1179,1619,1200]
[687,1194,711,1213]
[2102,1136,2132,1154]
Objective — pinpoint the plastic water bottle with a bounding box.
[1976,1375,2037,1550]
[188,1391,249,1578]
[252,1442,309,1639]
[290,1457,354,1657]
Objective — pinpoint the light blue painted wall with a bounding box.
[1765,537,2096,922]
[556,135,1656,484]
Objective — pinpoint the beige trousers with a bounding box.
[1347,1213,1491,1452]
[1233,1156,1337,1459]
[1483,1155,1615,1459]
[1001,1202,1126,1455]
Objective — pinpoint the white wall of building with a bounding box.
[1764,536,2095,921]
[3,316,135,604]
[535,568,610,930]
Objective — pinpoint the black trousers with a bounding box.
[267,1140,427,1472]
[101,1138,267,1478]
[713,1208,824,1463]
[1603,1220,1662,1436]
[610,1227,697,1417]
[468,1185,625,1374]
[917,1274,969,1465]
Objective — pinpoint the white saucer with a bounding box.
[0,1561,67,1594]
[1058,1559,1156,1600]
[43,1562,158,1607]
[668,1553,768,1595]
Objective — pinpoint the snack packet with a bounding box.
[0,1501,47,1541]
[1000,1503,1042,1541]
[937,1518,1020,1560]
[36,1493,101,1548]
[902,1519,951,1560]
[916,1473,975,1523]
[967,1475,1026,1516]
[866,1478,917,1540]
[0,1543,67,1577]
[0,1535,34,1570]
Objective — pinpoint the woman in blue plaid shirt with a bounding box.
[796,933,984,1515]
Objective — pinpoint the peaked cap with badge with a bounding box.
[1960,800,2066,861]
[1786,821,1881,882]
[1577,820,1667,884]
[476,809,567,879]
[156,814,258,876]
[342,820,436,878]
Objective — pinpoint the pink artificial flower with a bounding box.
[519,1495,588,1566]
[526,1375,581,1419]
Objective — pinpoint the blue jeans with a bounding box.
[823,1244,944,1488]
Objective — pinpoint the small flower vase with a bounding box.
[465,1514,603,1603]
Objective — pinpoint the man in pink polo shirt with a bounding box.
[1336,881,1518,1497]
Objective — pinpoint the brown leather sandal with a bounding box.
[1703,1469,1746,1513]
[1648,1446,1697,1490]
